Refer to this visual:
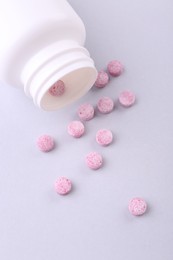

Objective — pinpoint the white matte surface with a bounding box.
[0,0,173,259]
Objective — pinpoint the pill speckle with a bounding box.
[96,129,113,146]
[107,60,123,77]
[97,97,114,114]
[95,70,109,88]
[78,103,94,121]
[85,151,103,170]
[68,121,85,138]
[49,80,65,96]
[54,177,72,195]
[36,135,55,152]
[128,198,147,216]
[119,90,136,107]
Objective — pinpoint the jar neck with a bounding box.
[21,40,97,110]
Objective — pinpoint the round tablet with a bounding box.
[77,103,94,121]
[67,121,85,138]
[95,70,109,88]
[49,80,65,96]
[54,177,72,195]
[128,198,147,216]
[96,129,113,146]
[107,60,123,77]
[85,151,103,170]
[119,90,136,107]
[36,135,55,152]
[97,97,114,114]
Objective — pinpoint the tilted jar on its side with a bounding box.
[0,0,97,110]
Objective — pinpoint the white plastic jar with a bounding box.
[0,0,97,110]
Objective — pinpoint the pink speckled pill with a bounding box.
[95,70,109,88]
[36,135,55,152]
[85,152,103,170]
[119,90,136,107]
[107,60,123,77]
[49,80,65,96]
[77,103,94,121]
[54,177,72,195]
[128,198,147,216]
[97,97,114,114]
[67,121,85,138]
[96,129,113,146]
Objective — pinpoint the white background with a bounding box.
[0,0,173,259]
